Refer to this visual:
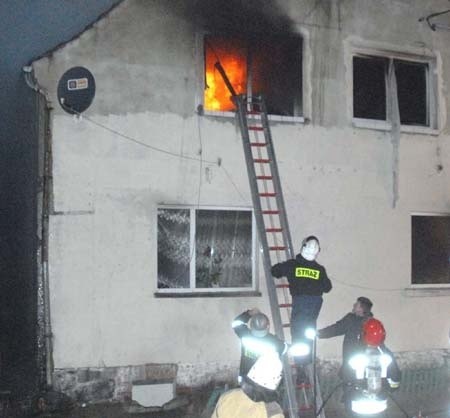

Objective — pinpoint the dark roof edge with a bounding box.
[28,0,125,65]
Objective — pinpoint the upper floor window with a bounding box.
[203,34,303,117]
[353,53,437,130]
[157,206,256,293]
[411,214,450,286]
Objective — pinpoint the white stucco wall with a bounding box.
[33,0,450,383]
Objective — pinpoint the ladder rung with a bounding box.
[297,383,312,389]
[259,192,276,197]
[265,228,282,232]
[246,110,261,115]
[262,210,279,214]
[279,303,292,308]
[248,126,264,131]
[256,175,273,180]
[250,142,267,147]
[269,246,286,251]
[276,284,289,288]
[253,159,270,164]
[282,323,290,328]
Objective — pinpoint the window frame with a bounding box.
[197,32,305,123]
[155,204,258,295]
[350,48,439,134]
[409,211,450,290]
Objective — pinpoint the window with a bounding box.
[353,53,435,128]
[204,35,302,116]
[411,214,450,286]
[157,207,255,293]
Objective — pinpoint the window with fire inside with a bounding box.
[157,207,256,294]
[352,52,437,130]
[203,34,303,117]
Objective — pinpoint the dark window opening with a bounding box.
[394,60,428,126]
[353,55,387,121]
[411,215,450,285]
[353,55,430,127]
[204,35,302,116]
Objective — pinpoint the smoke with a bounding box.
[191,0,296,35]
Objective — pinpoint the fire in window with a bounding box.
[353,55,430,127]
[204,35,302,116]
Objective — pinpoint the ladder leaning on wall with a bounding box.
[232,94,326,418]
[213,60,325,418]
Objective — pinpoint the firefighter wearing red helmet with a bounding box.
[362,317,386,347]
[317,297,401,414]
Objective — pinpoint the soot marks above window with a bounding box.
[353,55,430,127]
[204,35,302,116]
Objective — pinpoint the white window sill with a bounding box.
[404,286,450,297]
[352,118,439,136]
[203,110,305,123]
[155,290,261,298]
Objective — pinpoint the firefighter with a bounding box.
[211,351,285,418]
[318,299,401,414]
[232,308,288,383]
[271,236,332,371]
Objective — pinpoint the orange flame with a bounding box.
[204,38,247,111]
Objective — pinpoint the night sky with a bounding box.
[0,0,121,398]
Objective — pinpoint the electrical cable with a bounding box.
[315,382,343,417]
[330,277,405,292]
[419,9,450,31]
[79,112,217,165]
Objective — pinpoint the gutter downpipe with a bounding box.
[23,65,54,388]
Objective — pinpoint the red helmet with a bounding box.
[362,318,386,347]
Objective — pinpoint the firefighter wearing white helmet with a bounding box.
[271,235,332,372]
[211,352,285,418]
[232,308,288,383]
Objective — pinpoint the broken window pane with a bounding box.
[204,35,302,116]
[158,207,254,291]
[394,60,428,126]
[411,215,450,285]
[353,55,387,120]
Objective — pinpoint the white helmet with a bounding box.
[246,352,283,391]
[300,236,320,261]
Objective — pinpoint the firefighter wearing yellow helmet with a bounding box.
[210,352,285,418]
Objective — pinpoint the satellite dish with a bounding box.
[57,67,96,114]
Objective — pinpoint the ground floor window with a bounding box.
[411,214,450,286]
[157,206,255,292]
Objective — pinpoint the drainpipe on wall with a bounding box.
[23,66,55,389]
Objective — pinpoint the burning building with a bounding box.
[28,0,449,409]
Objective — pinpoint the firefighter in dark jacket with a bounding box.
[232,308,288,382]
[271,236,332,366]
[317,296,373,382]
[317,297,401,413]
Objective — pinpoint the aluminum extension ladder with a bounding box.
[233,94,326,418]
